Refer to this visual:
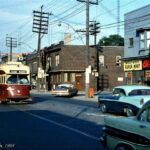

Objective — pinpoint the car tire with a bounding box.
[126,108,134,117]
[115,145,134,150]
[100,103,107,113]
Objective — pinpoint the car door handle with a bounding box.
[139,125,147,128]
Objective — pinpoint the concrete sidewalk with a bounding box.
[30,89,98,102]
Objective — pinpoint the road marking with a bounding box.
[86,113,101,116]
[24,111,100,141]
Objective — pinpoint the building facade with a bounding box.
[124,4,150,86]
[99,46,125,90]
[45,41,97,91]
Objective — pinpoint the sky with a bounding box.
[0,0,150,55]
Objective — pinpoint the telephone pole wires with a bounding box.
[32,5,51,92]
[77,0,98,98]
[6,36,17,61]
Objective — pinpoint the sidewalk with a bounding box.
[30,90,98,102]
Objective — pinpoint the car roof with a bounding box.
[114,85,150,95]
[58,84,74,87]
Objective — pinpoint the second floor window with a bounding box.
[99,55,104,66]
[55,55,60,66]
[116,56,122,66]
[129,38,133,47]
[139,31,150,50]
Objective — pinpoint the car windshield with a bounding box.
[56,86,69,90]
[7,75,29,85]
[128,89,150,96]
[112,88,126,96]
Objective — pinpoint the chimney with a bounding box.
[64,33,71,45]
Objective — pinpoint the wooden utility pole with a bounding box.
[6,37,17,61]
[33,5,51,92]
[77,0,98,97]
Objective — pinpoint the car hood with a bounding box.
[104,116,150,139]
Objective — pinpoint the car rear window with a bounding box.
[56,86,68,90]
[129,89,150,96]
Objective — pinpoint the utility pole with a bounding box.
[32,5,51,92]
[89,21,100,90]
[89,21,100,45]
[6,36,17,61]
[77,0,98,97]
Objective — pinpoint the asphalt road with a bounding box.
[0,94,109,150]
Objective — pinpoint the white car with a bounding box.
[52,84,78,97]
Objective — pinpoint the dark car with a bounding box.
[98,85,150,116]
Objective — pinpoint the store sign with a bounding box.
[124,60,142,71]
[143,59,150,69]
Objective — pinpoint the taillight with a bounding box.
[140,99,144,105]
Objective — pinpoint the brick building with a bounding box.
[98,46,125,90]
[45,41,97,91]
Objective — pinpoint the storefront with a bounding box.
[124,59,143,85]
[123,57,150,86]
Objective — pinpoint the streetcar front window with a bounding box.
[7,75,18,84]
[7,75,29,85]
[19,75,29,84]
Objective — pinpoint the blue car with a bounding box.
[98,85,150,116]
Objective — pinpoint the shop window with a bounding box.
[116,56,121,66]
[71,73,75,82]
[64,73,68,82]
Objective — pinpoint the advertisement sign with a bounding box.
[124,60,142,71]
[143,59,150,69]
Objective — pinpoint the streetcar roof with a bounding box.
[0,61,30,74]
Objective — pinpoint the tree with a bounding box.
[98,34,124,46]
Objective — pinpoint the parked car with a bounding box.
[52,84,78,97]
[100,100,150,150]
[98,85,150,116]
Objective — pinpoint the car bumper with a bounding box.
[52,92,70,96]
[100,134,107,147]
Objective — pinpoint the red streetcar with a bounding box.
[0,62,34,103]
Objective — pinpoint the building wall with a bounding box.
[124,4,150,86]
[99,46,125,90]
[124,4,150,58]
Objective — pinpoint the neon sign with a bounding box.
[143,60,150,69]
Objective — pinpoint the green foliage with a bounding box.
[98,34,124,46]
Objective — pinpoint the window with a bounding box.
[64,73,68,82]
[116,56,121,66]
[138,109,147,121]
[55,55,59,66]
[99,55,104,66]
[71,73,75,82]
[139,31,150,50]
[140,32,145,49]
[147,31,150,48]
[48,57,51,67]
[129,38,133,47]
